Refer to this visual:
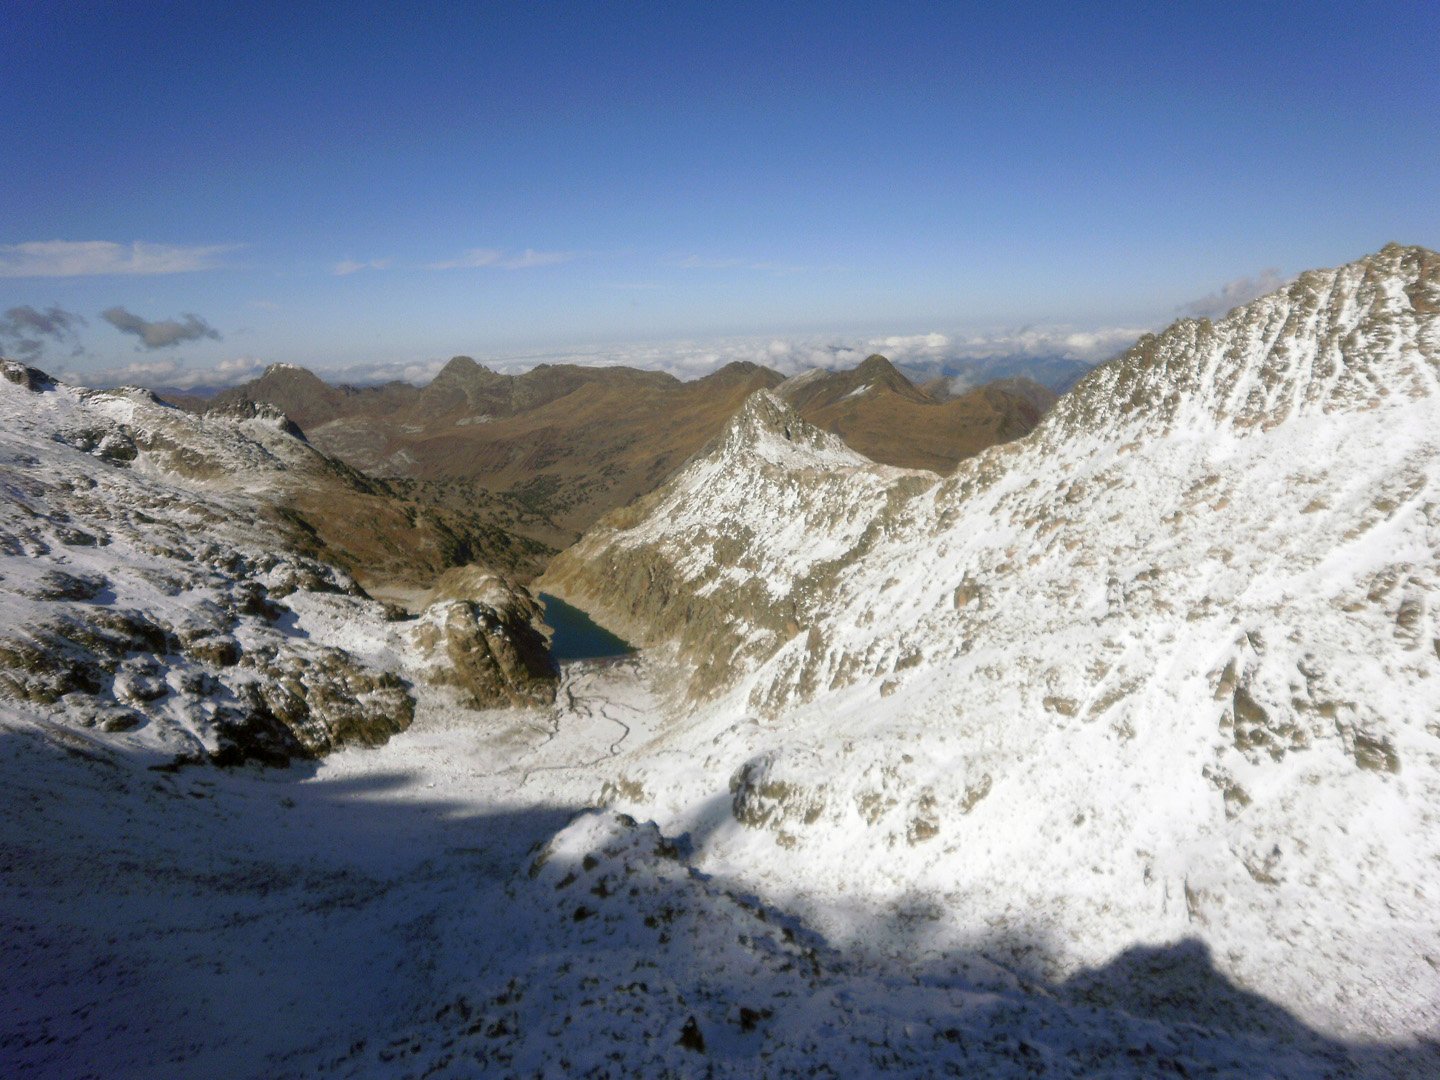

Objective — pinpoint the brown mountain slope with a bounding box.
[201,353,1039,569]
[203,359,784,555]
[777,354,1043,472]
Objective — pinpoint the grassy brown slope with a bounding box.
[208,359,784,557]
[779,355,1044,473]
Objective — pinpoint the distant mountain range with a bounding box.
[182,354,1047,563]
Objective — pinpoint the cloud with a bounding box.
[427,248,577,271]
[0,240,237,277]
[0,304,87,361]
[501,249,577,269]
[670,255,810,274]
[427,248,502,270]
[101,306,221,349]
[944,325,1149,363]
[61,321,1148,396]
[74,355,269,391]
[406,325,1141,384]
[1181,268,1287,318]
[332,258,391,276]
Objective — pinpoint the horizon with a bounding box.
[3,4,1438,389]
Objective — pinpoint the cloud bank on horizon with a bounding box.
[4,258,1310,395]
[62,321,1151,393]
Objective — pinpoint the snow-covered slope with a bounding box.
[541,243,1440,1042]
[0,362,553,764]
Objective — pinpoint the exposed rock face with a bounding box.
[538,245,1440,1039]
[406,564,557,708]
[0,362,553,764]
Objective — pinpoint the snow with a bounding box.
[5,245,1440,1076]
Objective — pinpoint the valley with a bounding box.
[189,352,1046,569]
[3,244,1439,1076]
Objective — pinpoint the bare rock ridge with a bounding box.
[539,243,1440,1038]
[198,353,1045,562]
[0,360,557,765]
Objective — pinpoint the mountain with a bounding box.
[203,353,1045,556]
[0,361,556,765]
[539,243,1440,1041]
[5,247,1438,1077]
[922,373,1059,414]
[776,354,1045,472]
[202,359,784,553]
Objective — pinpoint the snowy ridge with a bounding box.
[543,246,1440,1043]
[6,247,1440,1077]
[541,390,931,696]
[0,361,547,763]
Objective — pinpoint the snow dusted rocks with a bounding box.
[0,362,552,764]
[406,565,557,708]
[545,246,1440,1042]
[540,389,934,698]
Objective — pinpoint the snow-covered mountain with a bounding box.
[5,245,1439,1077]
[540,243,1440,1042]
[0,361,554,765]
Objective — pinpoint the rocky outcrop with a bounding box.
[0,364,555,764]
[406,564,557,708]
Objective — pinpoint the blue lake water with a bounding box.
[538,592,636,662]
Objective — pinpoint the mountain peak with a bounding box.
[856,353,899,376]
[258,362,326,386]
[721,389,869,467]
[434,355,496,382]
[697,360,785,389]
[2,360,58,392]
[1048,242,1440,442]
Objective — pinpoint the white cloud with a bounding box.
[332,257,391,276]
[427,248,503,270]
[427,248,576,271]
[423,324,1145,383]
[0,240,238,277]
[1181,268,1288,318]
[670,254,809,274]
[59,321,1148,395]
[69,354,269,391]
[945,325,1150,363]
[869,332,950,357]
[501,249,577,269]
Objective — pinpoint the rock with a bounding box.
[407,597,557,708]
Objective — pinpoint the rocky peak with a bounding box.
[207,397,309,440]
[697,360,785,389]
[433,355,500,383]
[720,389,868,467]
[2,359,58,392]
[1046,242,1440,443]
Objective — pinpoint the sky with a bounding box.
[2,1,1438,388]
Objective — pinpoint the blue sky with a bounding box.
[2,1,1438,386]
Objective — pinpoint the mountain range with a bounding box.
[2,243,1437,1076]
[191,354,1048,561]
